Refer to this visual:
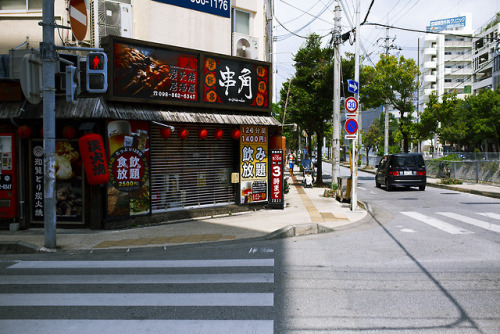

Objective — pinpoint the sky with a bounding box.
[272,0,500,102]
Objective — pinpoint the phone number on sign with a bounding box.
[191,0,228,10]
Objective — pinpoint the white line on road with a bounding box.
[0,273,274,285]
[477,212,500,220]
[437,212,500,233]
[0,293,274,307]
[0,320,274,334]
[8,259,274,269]
[401,212,473,235]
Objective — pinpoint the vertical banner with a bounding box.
[240,125,268,204]
[107,120,150,216]
[270,149,284,209]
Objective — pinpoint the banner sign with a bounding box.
[240,125,268,204]
[104,36,271,112]
[270,149,284,209]
[427,16,466,32]
[203,56,269,109]
[113,41,199,103]
[153,0,230,18]
[107,120,151,217]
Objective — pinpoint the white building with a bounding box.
[0,0,273,63]
[419,14,473,109]
[473,17,500,93]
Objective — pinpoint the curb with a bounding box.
[0,241,56,254]
[426,182,500,199]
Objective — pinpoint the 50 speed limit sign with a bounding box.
[345,97,358,113]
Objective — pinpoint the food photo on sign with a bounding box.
[106,120,151,217]
[112,41,198,102]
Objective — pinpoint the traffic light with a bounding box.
[86,52,108,93]
[65,65,79,103]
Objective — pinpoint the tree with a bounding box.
[278,33,334,184]
[361,124,382,166]
[364,54,420,153]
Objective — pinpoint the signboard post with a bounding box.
[270,149,284,209]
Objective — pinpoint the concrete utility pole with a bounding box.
[331,2,341,187]
[384,27,390,156]
[350,0,360,211]
[41,0,57,249]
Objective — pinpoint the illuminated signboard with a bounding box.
[153,0,230,18]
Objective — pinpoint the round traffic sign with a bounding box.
[345,97,358,113]
[345,118,358,135]
[69,0,87,41]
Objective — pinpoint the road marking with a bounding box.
[477,212,500,220]
[0,320,274,334]
[400,228,416,233]
[437,212,500,233]
[0,273,274,285]
[0,293,274,307]
[8,259,274,269]
[401,212,473,235]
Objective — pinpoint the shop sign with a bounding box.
[31,141,83,222]
[240,125,268,204]
[204,56,269,109]
[111,41,199,103]
[152,0,230,18]
[270,149,284,209]
[107,120,151,216]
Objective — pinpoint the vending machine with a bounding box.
[0,134,17,218]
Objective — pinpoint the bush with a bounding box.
[439,178,462,185]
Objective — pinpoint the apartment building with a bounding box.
[473,17,500,93]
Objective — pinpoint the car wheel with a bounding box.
[375,180,381,188]
[385,179,393,191]
[419,185,426,191]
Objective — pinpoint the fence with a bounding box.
[366,153,500,184]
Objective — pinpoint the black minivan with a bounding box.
[375,153,427,191]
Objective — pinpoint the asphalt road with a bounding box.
[0,163,498,333]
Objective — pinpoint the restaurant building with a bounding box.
[0,0,282,230]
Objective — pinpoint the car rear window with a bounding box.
[392,155,424,168]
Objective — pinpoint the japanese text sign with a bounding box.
[270,149,284,208]
[240,125,268,204]
[153,0,230,18]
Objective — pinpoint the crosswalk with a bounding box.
[0,257,275,333]
[401,211,500,235]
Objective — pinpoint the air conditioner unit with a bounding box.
[90,0,132,48]
[232,33,259,60]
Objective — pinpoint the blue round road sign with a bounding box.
[345,118,358,134]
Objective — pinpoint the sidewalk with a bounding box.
[0,168,367,253]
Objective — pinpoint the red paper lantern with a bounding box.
[78,133,109,185]
[160,128,171,139]
[17,125,31,139]
[198,129,208,139]
[230,128,241,140]
[178,128,189,140]
[214,129,224,140]
[62,125,77,139]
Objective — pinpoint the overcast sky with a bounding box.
[272,0,500,102]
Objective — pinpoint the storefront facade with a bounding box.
[0,36,282,230]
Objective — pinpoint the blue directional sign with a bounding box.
[153,0,230,18]
[345,118,358,135]
[347,79,359,94]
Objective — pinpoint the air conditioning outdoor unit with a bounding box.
[232,33,259,60]
[90,0,132,48]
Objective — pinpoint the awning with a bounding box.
[1,97,281,127]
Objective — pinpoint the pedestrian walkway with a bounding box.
[1,167,367,252]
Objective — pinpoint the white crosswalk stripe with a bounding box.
[477,212,500,220]
[0,257,275,334]
[437,212,500,233]
[401,211,473,234]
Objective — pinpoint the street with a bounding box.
[0,164,499,333]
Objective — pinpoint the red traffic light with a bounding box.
[88,53,104,70]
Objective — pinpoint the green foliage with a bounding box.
[439,178,463,185]
[436,154,461,161]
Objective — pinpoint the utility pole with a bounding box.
[384,27,390,156]
[351,0,360,211]
[41,0,57,249]
[331,2,341,188]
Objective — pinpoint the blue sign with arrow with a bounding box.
[347,79,359,94]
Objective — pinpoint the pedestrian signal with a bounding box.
[86,52,108,93]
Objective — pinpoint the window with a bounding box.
[0,0,42,11]
[232,8,250,35]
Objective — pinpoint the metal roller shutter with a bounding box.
[150,123,238,212]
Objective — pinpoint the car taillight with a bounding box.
[417,171,426,176]
[389,171,400,176]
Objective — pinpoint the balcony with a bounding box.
[424,74,436,82]
[424,48,437,56]
[424,88,436,96]
[424,61,437,69]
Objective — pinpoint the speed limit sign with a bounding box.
[345,97,358,113]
